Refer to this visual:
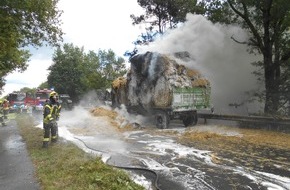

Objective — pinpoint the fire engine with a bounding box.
[33,89,53,111]
[7,92,28,113]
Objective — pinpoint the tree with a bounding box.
[98,49,127,87]
[0,0,63,93]
[127,0,201,58]
[130,0,199,33]
[81,50,106,90]
[48,44,88,102]
[48,44,127,102]
[197,0,234,24]
[200,0,290,115]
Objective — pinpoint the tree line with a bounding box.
[1,0,289,116]
[47,44,126,102]
[13,45,127,103]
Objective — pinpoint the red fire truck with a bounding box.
[33,89,53,111]
[7,92,28,113]
[6,89,54,113]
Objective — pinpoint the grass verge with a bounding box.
[15,114,144,190]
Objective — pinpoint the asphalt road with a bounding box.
[0,120,40,190]
[64,117,290,190]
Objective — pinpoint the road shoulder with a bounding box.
[0,120,40,190]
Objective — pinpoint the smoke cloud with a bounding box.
[139,14,263,114]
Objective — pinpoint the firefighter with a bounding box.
[42,91,59,148]
[2,99,9,119]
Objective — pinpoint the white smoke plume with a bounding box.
[78,90,105,108]
[138,14,263,114]
[113,104,149,128]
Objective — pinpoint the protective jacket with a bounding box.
[3,100,9,110]
[43,101,58,124]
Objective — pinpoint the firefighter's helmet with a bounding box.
[49,91,57,98]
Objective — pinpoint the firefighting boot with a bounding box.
[42,141,49,148]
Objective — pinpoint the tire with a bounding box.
[155,111,169,129]
[182,112,198,127]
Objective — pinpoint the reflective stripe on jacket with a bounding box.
[56,103,61,118]
[43,104,58,124]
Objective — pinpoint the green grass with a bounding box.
[15,114,144,190]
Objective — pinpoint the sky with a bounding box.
[3,0,144,95]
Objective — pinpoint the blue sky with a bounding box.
[3,0,144,95]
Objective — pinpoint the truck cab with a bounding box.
[58,94,73,110]
[7,92,28,113]
[34,89,53,111]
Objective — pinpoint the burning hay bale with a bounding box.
[192,78,210,87]
[186,68,201,78]
[111,51,212,129]
[112,77,127,89]
[112,51,210,110]
[111,77,128,107]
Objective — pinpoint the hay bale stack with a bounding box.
[111,51,210,111]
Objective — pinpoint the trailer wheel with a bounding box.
[183,112,198,127]
[155,111,169,129]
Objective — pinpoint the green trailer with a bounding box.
[154,86,212,129]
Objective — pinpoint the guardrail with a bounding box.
[197,113,290,126]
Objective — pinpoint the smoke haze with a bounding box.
[139,14,263,114]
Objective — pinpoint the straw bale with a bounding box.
[112,77,127,89]
[153,91,172,107]
[191,78,210,87]
[90,107,118,118]
[152,78,172,107]
[186,68,201,78]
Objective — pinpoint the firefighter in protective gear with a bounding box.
[42,91,59,148]
[2,99,9,119]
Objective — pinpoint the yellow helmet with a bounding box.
[49,91,57,97]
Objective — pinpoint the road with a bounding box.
[56,108,290,190]
[0,120,40,190]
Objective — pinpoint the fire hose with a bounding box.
[73,136,162,190]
